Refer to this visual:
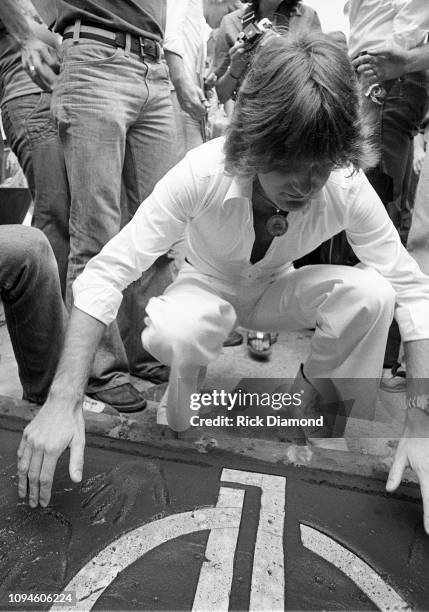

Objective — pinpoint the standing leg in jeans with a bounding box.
[120,59,177,380]
[0,226,64,404]
[362,73,427,382]
[52,38,176,408]
[1,93,70,297]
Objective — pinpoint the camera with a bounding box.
[238,17,274,50]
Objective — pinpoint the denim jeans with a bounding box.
[0,226,64,403]
[1,93,70,296]
[360,73,426,368]
[362,73,426,229]
[52,38,176,392]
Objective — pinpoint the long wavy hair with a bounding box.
[224,31,377,176]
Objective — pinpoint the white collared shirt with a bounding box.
[73,137,429,342]
[345,0,429,58]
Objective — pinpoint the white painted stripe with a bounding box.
[222,468,263,488]
[300,524,411,612]
[221,469,286,612]
[50,507,241,612]
[192,487,245,611]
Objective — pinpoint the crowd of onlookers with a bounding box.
[1,0,429,409]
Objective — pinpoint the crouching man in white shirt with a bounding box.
[17,32,429,533]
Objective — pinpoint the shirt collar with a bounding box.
[222,174,253,207]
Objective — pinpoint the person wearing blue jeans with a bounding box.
[0,226,64,404]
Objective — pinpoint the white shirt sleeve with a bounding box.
[392,0,429,48]
[163,0,188,57]
[72,153,202,325]
[346,172,429,341]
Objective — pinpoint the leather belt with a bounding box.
[62,23,162,61]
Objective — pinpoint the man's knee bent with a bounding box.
[0,226,55,271]
[142,297,236,366]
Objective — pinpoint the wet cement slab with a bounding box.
[0,426,428,611]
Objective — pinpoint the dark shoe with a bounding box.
[87,383,147,413]
[131,363,170,384]
[223,329,243,347]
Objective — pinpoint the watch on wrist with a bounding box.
[407,394,429,414]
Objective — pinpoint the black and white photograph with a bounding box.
[0,0,429,610]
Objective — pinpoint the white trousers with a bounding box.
[142,263,395,430]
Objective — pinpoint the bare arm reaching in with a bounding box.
[17,309,105,508]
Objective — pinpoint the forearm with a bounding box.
[48,307,106,404]
[0,0,43,46]
[215,69,239,104]
[165,50,207,120]
[402,339,429,434]
[165,50,186,89]
[404,339,429,378]
[403,45,429,74]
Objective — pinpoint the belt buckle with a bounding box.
[138,35,146,57]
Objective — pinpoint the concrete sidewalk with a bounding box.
[0,321,411,484]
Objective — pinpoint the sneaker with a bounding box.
[380,365,406,393]
[86,383,147,413]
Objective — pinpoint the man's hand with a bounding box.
[175,77,209,122]
[16,307,106,509]
[352,42,409,83]
[228,40,248,81]
[17,398,85,508]
[81,460,169,524]
[165,51,209,121]
[386,407,429,534]
[21,36,60,92]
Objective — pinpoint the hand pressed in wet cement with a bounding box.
[80,460,170,524]
[0,507,71,592]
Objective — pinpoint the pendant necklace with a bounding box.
[266,208,289,237]
[254,177,289,237]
